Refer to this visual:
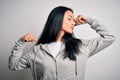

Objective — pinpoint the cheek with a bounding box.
[62,22,68,30]
[62,22,72,33]
[62,22,68,29]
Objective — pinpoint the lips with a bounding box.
[71,26,74,30]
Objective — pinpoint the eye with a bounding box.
[68,18,71,21]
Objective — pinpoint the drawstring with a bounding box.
[75,59,77,75]
[33,51,39,80]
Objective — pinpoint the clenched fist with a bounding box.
[21,33,37,42]
[75,15,87,26]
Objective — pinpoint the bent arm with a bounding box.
[83,17,115,57]
[8,39,34,70]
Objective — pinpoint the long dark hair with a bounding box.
[36,6,82,60]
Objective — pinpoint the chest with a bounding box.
[32,48,89,79]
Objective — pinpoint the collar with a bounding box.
[39,42,65,55]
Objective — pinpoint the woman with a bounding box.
[8,6,115,80]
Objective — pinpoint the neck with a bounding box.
[56,31,64,42]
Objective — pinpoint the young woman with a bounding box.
[8,6,115,80]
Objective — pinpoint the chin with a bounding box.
[63,29,73,34]
[66,31,73,34]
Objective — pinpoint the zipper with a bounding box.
[54,59,58,80]
[45,51,58,80]
[75,59,77,75]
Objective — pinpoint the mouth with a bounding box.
[71,26,74,30]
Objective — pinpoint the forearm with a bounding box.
[8,39,27,70]
[83,17,115,57]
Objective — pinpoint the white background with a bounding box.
[0,0,120,80]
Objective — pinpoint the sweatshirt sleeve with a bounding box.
[8,39,36,70]
[83,17,115,57]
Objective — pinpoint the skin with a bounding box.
[21,10,87,42]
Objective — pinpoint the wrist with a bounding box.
[86,17,95,25]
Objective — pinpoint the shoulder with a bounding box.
[33,44,43,53]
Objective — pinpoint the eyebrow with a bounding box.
[68,15,73,18]
[68,15,75,21]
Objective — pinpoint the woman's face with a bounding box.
[61,10,75,34]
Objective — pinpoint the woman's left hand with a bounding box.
[75,15,87,26]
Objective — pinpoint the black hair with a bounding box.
[36,6,82,60]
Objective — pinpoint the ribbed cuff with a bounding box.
[86,17,95,25]
[15,38,25,46]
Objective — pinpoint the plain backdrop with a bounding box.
[0,0,120,80]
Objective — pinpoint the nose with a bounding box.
[72,19,76,26]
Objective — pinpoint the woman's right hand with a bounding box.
[21,33,37,42]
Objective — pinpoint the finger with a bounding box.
[29,34,37,42]
[25,36,31,42]
[26,35,33,42]
[79,19,86,24]
[26,33,37,42]
[78,15,86,21]
[75,21,82,26]
[28,35,33,41]
[23,36,29,42]
[22,34,32,42]
[75,15,83,24]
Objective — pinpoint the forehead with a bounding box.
[64,10,74,18]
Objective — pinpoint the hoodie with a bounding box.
[8,17,115,80]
